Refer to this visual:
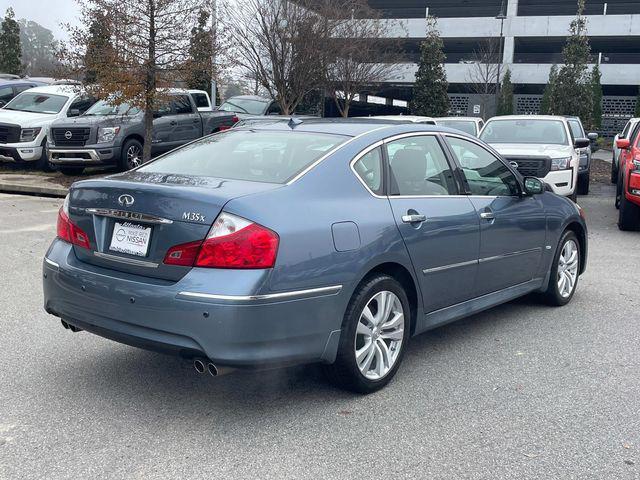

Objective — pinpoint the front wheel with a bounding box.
[542,230,580,306]
[34,141,54,172]
[119,139,144,171]
[323,275,410,394]
[577,172,589,195]
[611,156,618,184]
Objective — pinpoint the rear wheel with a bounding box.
[542,230,580,306]
[58,166,85,176]
[577,172,590,195]
[119,139,143,171]
[618,190,640,231]
[323,274,410,394]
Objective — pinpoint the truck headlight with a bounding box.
[550,157,572,171]
[97,126,120,143]
[19,127,42,142]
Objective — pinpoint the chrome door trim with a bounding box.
[93,251,159,268]
[84,208,174,225]
[177,285,343,303]
[478,247,542,264]
[423,259,477,275]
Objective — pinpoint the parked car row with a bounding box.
[0,85,237,174]
[614,118,640,230]
[43,117,587,393]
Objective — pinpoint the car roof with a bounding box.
[222,95,272,103]
[436,117,481,122]
[486,115,568,122]
[0,78,44,86]
[360,115,435,123]
[232,117,469,138]
[17,85,80,96]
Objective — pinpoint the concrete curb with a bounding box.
[0,177,68,198]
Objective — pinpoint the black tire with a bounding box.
[118,138,144,171]
[34,139,54,172]
[615,167,623,209]
[611,155,618,184]
[541,230,581,306]
[618,190,640,231]
[568,190,578,203]
[323,274,410,394]
[577,172,590,195]
[58,166,85,176]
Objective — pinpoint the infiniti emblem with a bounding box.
[118,194,135,207]
[64,131,73,140]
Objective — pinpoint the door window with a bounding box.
[385,135,457,196]
[0,86,13,104]
[68,95,96,116]
[353,147,383,195]
[446,136,519,196]
[172,95,193,114]
[266,102,282,115]
[15,84,35,95]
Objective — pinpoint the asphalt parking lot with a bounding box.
[0,184,638,479]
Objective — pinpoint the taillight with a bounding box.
[163,240,202,266]
[196,213,279,269]
[56,200,90,249]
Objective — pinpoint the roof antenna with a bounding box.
[288,117,303,129]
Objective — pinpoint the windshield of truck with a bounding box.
[480,119,569,145]
[84,100,141,116]
[4,92,68,114]
[219,98,269,115]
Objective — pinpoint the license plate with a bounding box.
[109,222,152,257]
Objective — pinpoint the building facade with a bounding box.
[369,0,640,135]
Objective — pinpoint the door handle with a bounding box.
[193,119,200,123]
[402,214,427,224]
[170,120,177,126]
[480,211,495,220]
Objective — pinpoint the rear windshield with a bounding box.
[191,93,210,108]
[480,119,568,145]
[437,120,477,135]
[4,92,68,114]
[138,130,347,183]
[219,98,269,115]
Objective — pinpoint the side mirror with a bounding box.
[67,108,81,117]
[616,138,631,150]
[523,176,544,195]
[574,138,590,149]
[587,132,599,141]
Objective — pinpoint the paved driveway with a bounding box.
[0,185,638,479]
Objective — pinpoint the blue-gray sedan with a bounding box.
[43,120,587,393]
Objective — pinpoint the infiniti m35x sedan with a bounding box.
[43,120,587,393]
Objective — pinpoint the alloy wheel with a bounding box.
[354,290,404,380]
[126,145,142,169]
[557,239,579,298]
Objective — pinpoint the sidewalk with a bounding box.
[0,173,69,198]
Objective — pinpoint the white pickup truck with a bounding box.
[0,85,95,170]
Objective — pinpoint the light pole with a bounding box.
[495,0,507,110]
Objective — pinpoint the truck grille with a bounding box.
[52,128,91,147]
[0,123,21,143]
[505,156,551,178]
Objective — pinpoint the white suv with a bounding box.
[479,115,590,200]
[0,85,96,170]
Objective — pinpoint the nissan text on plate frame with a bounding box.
[43,120,588,393]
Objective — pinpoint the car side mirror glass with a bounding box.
[587,132,599,140]
[616,138,631,150]
[523,176,544,195]
[574,138,590,149]
[67,108,81,117]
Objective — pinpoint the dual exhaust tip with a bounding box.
[60,319,81,332]
[193,358,232,377]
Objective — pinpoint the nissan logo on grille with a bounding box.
[118,194,135,207]
[64,131,73,140]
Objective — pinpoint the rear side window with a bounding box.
[353,147,383,195]
[386,135,457,196]
[190,93,209,108]
[139,130,347,184]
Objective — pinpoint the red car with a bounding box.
[616,122,640,230]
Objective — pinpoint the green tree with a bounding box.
[496,68,514,115]
[410,16,449,117]
[540,64,558,114]
[590,64,603,129]
[0,8,22,75]
[550,0,593,124]
[19,19,59,75]
[186,9,213,94]
[84,10,113,84]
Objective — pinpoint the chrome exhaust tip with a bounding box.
[193,358,206,374]
[207,362,235,377]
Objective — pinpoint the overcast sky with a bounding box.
[0,0,80,40]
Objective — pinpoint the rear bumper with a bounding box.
[42,240,346,367]
[0,145,43,162]
[48,146,117,166]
